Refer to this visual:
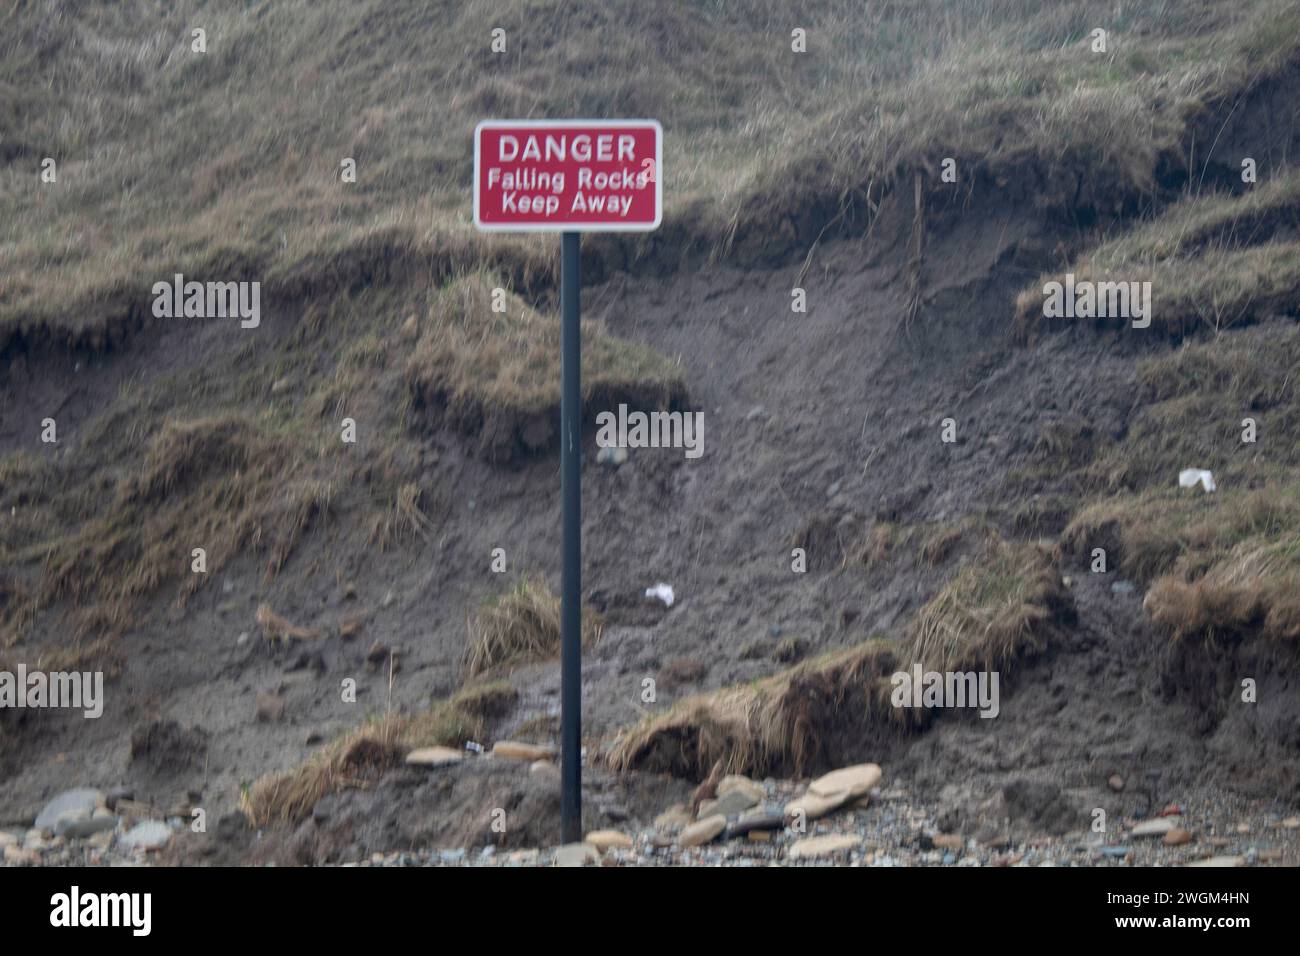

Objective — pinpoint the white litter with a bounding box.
[1179,468,1216,493]
[645,583,675,607]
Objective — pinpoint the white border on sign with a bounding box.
[473,119,663,232]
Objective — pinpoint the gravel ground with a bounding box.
[8,770,1295,868]
[380,781,1299,868]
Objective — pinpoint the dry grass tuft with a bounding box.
[242,681,517,826]
[242,718,407,828]
[368,482,436,551]
[607,640,911,780]
[1145,573,1265,646]
[855,522,900,569]
[1144,530,1300,645]
[906,539,1071,674]
[850,515,991,570]
[1066,480,1300,647]
[446,681,521,721]
[464,576,604,677]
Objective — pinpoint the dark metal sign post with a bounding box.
[473,120,662,846]
[559,231,583,843]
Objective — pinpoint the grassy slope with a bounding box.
[4,0,1299,346]
[1017,168,1300,336]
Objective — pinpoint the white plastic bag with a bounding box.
[645,583,675,607]
[1178,468,1216,493]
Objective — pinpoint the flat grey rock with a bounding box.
[34,789,102,833]
[118,820,173,851]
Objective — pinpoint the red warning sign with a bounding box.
[474,120,662,232]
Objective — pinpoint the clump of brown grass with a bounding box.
[242,681,517,827]
[1064,478,1300,647]
[405,273,687,459]
[242,718,407,828]
[855,521,900,569]
[607,640,910,780]
[438,681,520,723]
[1144,539,1300,645]
[368,481,435,551]
[1144,575,1264,646]
[464,576,604,677]
[853,515,990,570]
[905,539,1072,674]
[920,524,967,567]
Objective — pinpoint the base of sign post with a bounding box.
[560,231,582,844]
